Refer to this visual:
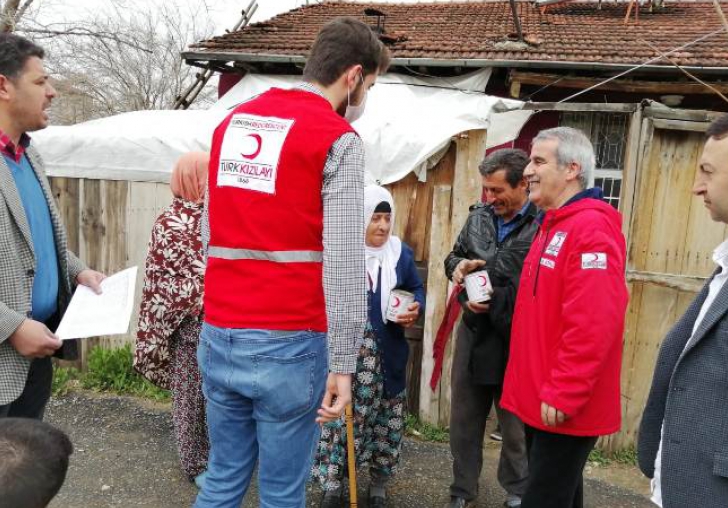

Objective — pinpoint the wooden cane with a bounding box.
[345,403,358,508]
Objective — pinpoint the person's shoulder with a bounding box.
[464,202,491,222]
[561,210,624,255]
[469,202,487,213]
[577,211,620,239]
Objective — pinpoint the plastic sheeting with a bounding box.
[34,69,532,184]
[215,70,532,185]
[34,109,229,182]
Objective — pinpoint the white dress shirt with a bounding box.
[651,238,728,506]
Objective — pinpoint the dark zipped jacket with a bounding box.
[444,201,539,385]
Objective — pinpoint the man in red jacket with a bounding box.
[501,127,628,508]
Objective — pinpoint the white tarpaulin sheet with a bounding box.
[34,109,229,182]
[34,69,531,184]
[215,70,531,184]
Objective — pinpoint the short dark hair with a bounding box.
[0,33,44,80]
[707,114,728,140]
[303,17,391,86]
[478,148,529,188]
[0,418,73,508]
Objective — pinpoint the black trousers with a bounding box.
[521,425,598,508]
[449,324,528,500]
[0,356,53,420]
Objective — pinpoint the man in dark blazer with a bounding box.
[0,34,104,420]
[638,114,728,508]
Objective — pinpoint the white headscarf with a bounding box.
[364,185,402,323]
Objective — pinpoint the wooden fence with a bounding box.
[49,177,172,366]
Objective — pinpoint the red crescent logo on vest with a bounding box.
[392,296,401,308]
[240,134,262,160]
[586,253,599,263]
[477,275,488,287]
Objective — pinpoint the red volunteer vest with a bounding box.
[204,87,355,331]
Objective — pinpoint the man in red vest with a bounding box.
[194,17,390,508]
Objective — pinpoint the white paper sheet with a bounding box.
[56,267,138,340]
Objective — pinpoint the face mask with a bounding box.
[345,72,367,123]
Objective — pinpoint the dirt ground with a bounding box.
[46,391,653,508]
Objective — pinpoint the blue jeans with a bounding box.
[193,324,328,508]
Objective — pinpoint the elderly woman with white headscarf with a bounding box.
[313,185,425,508]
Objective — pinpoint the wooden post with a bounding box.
[620,107,643,249]
[418,183,453,424]
[437,131,487,426]
[508,0,524,42]
[79,179,129,363]
[345,404,358,507]
[50,177,82,369]
[509,79,521,99]
[419,130,487,426]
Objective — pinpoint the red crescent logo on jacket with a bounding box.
[240,134,263,160]
[581,252,607,270]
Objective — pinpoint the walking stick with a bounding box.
[345,403,358,508]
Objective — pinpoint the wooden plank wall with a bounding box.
[49,177,172,366]
[387,144,455,417]
[603,124,727,451]
[387,130,486,426]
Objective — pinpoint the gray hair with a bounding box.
[533,127,595,189]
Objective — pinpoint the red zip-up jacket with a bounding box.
[501,194,628,436]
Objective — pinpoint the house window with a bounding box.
[559,112,629,210]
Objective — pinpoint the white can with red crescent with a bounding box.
[385,289,415,322]
[464,269,493,303]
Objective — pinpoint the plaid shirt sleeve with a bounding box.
[322,132,367,374]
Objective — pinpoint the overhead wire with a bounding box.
[557,26,728,103]
[639,38,728,105]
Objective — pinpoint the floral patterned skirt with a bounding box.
[170,317,209,480]
[311,321,407,491]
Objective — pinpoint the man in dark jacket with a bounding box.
[444,148,538,508]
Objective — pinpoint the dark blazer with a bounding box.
[638,270,728,508]
[0,146,86,405]
[369,242,425,397]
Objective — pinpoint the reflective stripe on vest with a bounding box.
[208,246,323,263]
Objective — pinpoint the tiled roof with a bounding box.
[188,1,728,69]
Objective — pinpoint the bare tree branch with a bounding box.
[1,0,23,32]
[14,0,33,27]
[22,26,153,53]
[44,0,216,123]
